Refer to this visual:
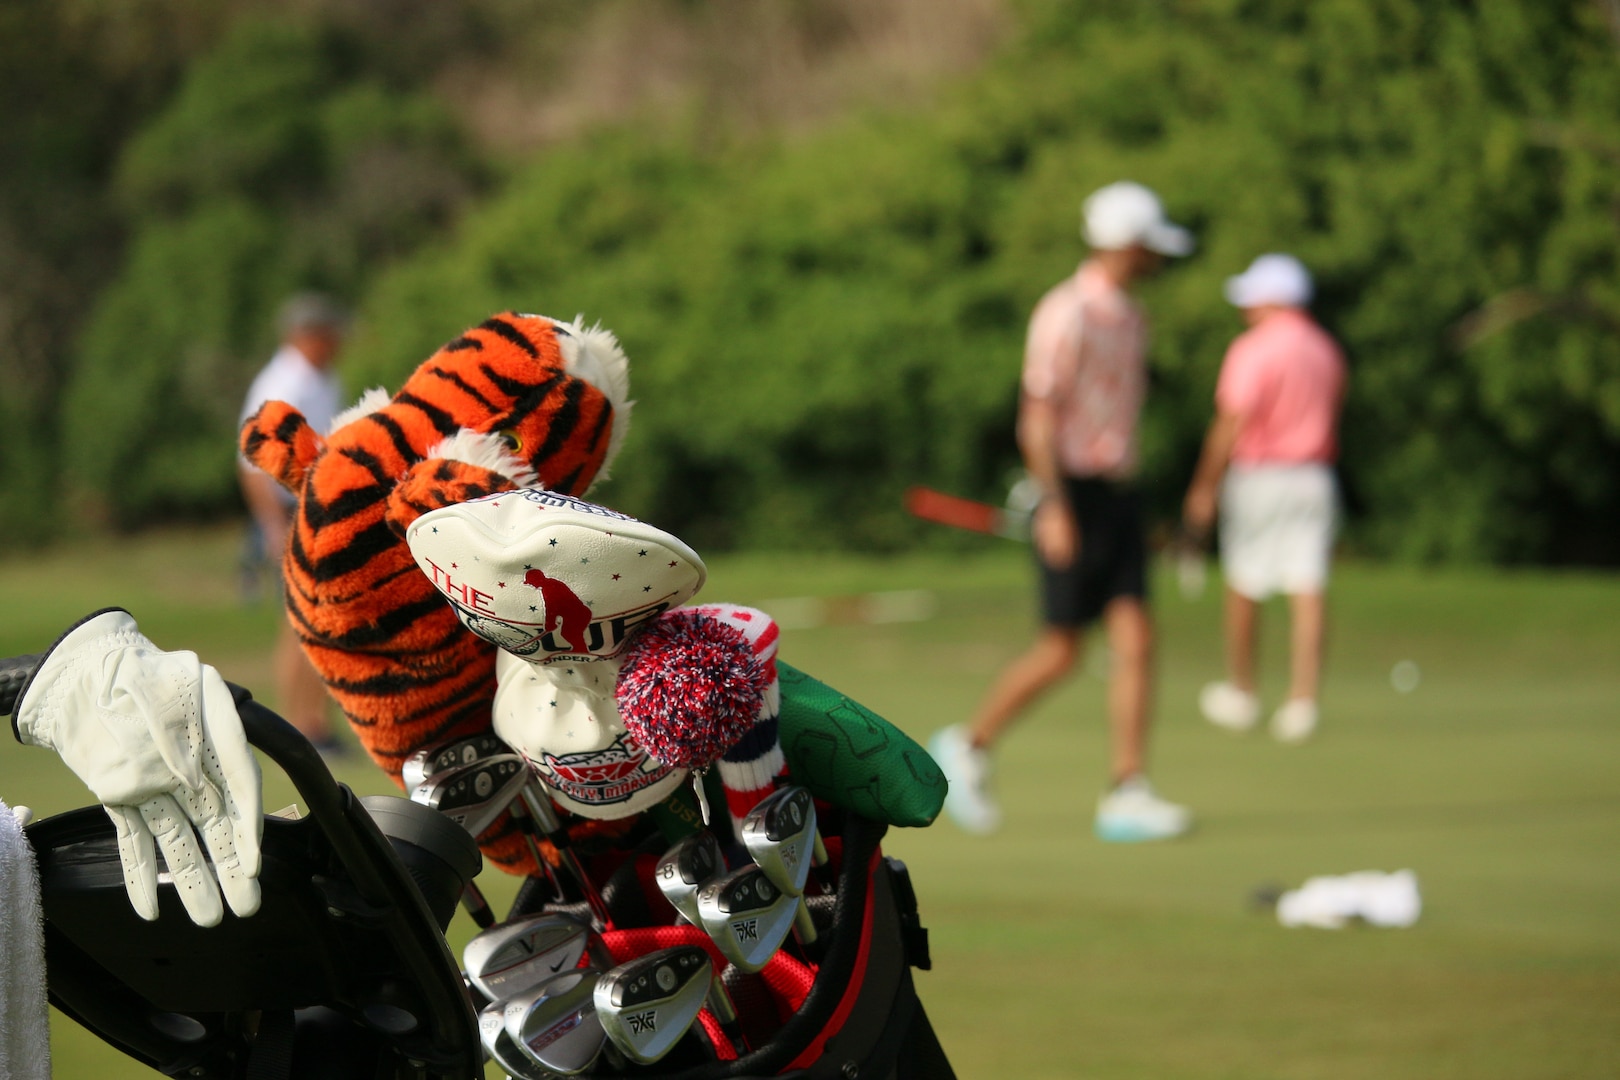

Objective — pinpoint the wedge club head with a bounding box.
[595,945,715,1065]
[463,912,591,1001]
[403,731,513,789]
[505,968,609,1076]
[696,865,799,973]
[410,753,530,838]
[655,831,723,926]
[479,1000,552,1080]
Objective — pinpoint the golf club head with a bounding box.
[402,731,514,789]
[464,912,592,1001]
[696,865,799,973]
[505,968,608,1076]
[739,785,818,897]
[410,753,531,838]
[594,945,715,1065]
[479,1000,552,1080]
[655,831,723,926]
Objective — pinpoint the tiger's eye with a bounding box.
[497,428,523,452]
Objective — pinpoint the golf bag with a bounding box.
[5,665,954,1079]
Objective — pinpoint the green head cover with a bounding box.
[776,661,945,828]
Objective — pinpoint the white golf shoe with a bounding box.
[1271,699,1318,743]
[1094,775,1191,843]
[928,725,1001,835]
[1198,681,1260,733]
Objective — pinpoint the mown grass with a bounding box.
[3,527,1617,1078]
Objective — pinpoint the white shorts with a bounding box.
[1220,464,1337,600]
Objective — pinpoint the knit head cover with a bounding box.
[616,610,766,769]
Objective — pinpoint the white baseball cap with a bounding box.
[1082,181,1194,257]
[1224,253,1313,309]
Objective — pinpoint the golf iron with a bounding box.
[504,968,612,1076]
[402,730,513,790]
[410,753,532,838]
[479,999,553,1080]
[739,784,828,945]
[654,830,724,927]
[595,945,740,1065]
[407,734,608,925]
[463,912,596,1001]
[696,865,800,974]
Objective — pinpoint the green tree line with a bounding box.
[5,0,1618,563]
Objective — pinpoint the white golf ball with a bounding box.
[1390,660,1421,694]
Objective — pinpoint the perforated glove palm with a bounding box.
[15,609,262,927]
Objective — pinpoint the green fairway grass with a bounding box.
[3,528,1616,1078]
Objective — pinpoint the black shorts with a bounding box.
[1036,478,1148,628]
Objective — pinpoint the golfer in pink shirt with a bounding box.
[1183,254,1346,743]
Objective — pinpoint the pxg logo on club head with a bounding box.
[596,946,715,1065]
[729,876,777,945]
[697,866,798,973]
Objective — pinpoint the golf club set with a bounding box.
[4,646,953,1079]
[403,731,838,1077]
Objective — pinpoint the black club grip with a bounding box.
[1,654,42,717]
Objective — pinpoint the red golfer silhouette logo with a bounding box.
[523,568,593,653]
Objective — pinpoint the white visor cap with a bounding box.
[405,488,706,664]
[1225,253,1313,309]
[1082,181,1194,257]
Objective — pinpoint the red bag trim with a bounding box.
[783,846,881,1071]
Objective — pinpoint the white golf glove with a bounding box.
[14,609,263,927]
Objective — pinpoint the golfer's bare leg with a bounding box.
[1104,597,1153,783]
[1224,587,1260,694]
[967,626,1081,750]
[276,620,332,742]
[1286,591,1326,703]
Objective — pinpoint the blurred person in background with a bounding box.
[238,292,350,754]
[1183,254,1346,743]
[931,181,1194,842]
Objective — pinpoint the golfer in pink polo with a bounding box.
[1183,254,1346,743]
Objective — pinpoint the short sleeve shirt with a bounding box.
[239,344,344,435]
[238,345,344,500]
[1021,261,1148,480]
[1216,309,1345,464]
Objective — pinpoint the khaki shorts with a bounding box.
[1219,464,1337,600]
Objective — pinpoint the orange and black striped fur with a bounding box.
[240,313,633,873]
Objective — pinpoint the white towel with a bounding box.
[0,798,51,1080]
[1276,869,1422,929]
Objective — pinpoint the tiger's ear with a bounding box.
[555,316,633,484]
[240,400,323,495]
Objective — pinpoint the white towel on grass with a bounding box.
[1277,869,1421,929]
[0,798,51,1080]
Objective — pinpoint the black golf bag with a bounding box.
[4,663,955,1079]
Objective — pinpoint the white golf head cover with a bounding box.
[406,489,706,818]
[405,488,705,663]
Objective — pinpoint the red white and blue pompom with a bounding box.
[616,610,765,769]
